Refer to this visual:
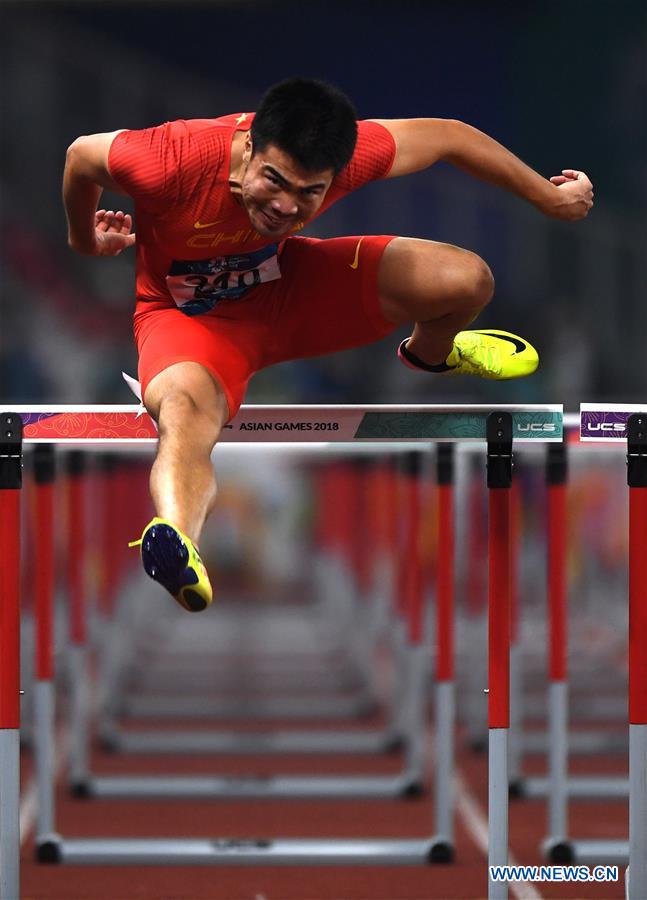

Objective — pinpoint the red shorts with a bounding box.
[134,234,397,420]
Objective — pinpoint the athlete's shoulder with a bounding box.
[109,115,248,210]
[168,114,254,156]
[213,112,255,130]
[354,119,397,152]
[171,112,254,139]
[332,120,396,193]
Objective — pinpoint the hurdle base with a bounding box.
[123,693,379,721]
[541,838,575,864]
[35,833,64,864]
[47,835,454,865]
[81,772,425,800]
[99,724,404,756]
[98,730,119,754]
[466,736,487,754]
[507,778,525,799]
[569,839,629,865]
[428,838,454,864]
[401,779,425,799]
[69,779,92,799]
[511,775,628,799]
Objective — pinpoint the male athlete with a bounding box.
[63,78,593,612]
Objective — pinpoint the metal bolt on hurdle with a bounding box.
[0,403,561,875]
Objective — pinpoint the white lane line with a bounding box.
[455,769,543,900]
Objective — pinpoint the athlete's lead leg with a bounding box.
[129,361,229,612]
[378,237,494,364]
[377,237,538,380]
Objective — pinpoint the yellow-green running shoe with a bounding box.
[129,517,213,613]
[398,329,539,380]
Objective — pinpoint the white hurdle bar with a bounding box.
[0,404,562,896]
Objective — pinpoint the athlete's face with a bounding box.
[240,140,335,239]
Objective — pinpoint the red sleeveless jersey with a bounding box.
[108,113,396,310]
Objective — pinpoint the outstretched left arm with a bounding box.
[372,118,593,221]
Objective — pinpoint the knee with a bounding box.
[157,390,222,445]
[409,250,494,323]
[158,390,198,423]
[456,253,495,309]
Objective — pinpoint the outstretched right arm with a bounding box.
[63,131,136,256]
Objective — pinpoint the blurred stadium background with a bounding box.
[1,0,645,410]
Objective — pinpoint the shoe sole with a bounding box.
[141,524,208,613]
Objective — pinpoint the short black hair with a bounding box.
[251,78,358,176]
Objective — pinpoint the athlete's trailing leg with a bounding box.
[378,237,538,379]
[129,361,228,612]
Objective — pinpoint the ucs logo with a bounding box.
[516,423,557,432]
[585,422,626,433]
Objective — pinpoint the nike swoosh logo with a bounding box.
[473,331,527,354]
[194,219,226,230]
[349,238,364,270]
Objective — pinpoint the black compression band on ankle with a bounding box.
[398,339,456,373]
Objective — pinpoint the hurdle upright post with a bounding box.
[464,453,489,752]
[507,471,523,791]
[400,450,427,793]
[486,412,513,900]
[33,444,57,841]
[0,413,23,900]
[434,443,456,857]
[66,451,90,793]
[627,413,647,899]
[544,440,570,859]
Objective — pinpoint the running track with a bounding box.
[19,718,626,899]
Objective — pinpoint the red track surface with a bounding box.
[20,721,627,900]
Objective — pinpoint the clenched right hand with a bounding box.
[546,170,594,221]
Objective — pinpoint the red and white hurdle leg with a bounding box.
[0,413,23,900]
[486,412,513,900]
[627,413,647,899]
[33,444,57,844]
[434,444,456,855]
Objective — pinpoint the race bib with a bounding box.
[166,244,281,316]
